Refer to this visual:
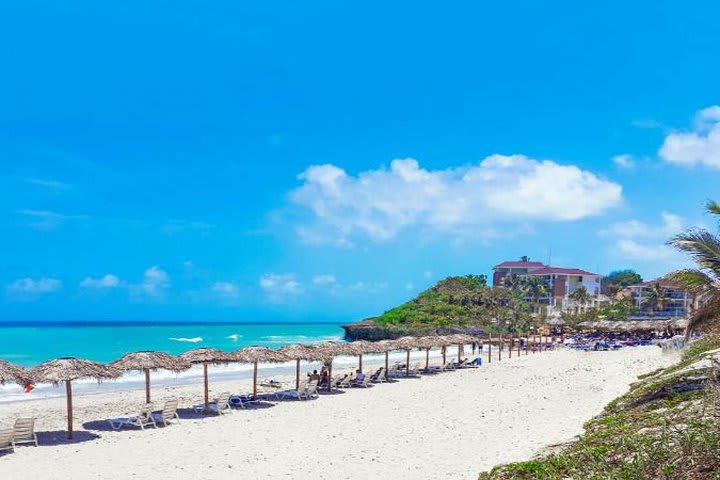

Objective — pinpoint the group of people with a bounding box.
[307,366,366,386]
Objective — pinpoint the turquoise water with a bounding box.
[0,322,345,367]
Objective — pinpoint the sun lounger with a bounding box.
[0,428,14,454]
[109,404,156,430]
[277,380,317,400]
[370,367,387,383]
[13,418,38,447]
[151,399,180,426]
[352,373,371,388]
[194,392,232,415]
[338,373,356,388]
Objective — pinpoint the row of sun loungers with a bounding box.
[2,356,483,454]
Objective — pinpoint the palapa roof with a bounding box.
[444,334,478,345]
[111,351,192,372]
[278,344,327,362]
[231,346,288,363]
[352,340,392,353]
[392,336,420,351]
[29,357,122,384]
[0,359,29,385]
[578,318,688,333]
[315,342,362,357]
[179,348,234,364]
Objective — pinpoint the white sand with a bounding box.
[0,347,677,479]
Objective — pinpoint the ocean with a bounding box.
[0,321,352,403]
[0,321,346,366]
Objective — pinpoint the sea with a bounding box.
[0,321,369,403]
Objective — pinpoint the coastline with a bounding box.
[0,346,678,479]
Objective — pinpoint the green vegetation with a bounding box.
[667,200,720,337]
[602,269,643,295]
[560,298,637,326]
[374,275,537,333]
[479,336,720,480]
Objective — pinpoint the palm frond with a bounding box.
[665,269,715,294]
[668,229,720,279]
[685,291,720,338]
[706,200,720,217]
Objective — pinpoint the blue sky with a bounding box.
[2,1,720,322]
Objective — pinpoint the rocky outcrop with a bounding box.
[341,318,486,341]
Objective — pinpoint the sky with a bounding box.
[2,1,720,322]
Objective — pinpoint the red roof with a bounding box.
[494,261,546,269]
[525,267,598,276]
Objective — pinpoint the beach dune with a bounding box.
[0,347,676,480]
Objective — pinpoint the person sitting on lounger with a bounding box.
[355,369,365,382]
[308,370,320,382]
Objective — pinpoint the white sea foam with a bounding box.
[227,334,242,341]
[169,337,203,343]
[260,334,343,345]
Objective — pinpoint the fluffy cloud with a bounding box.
[7,277,61,299]
[312,274,337,285]
[211,281,240,299]
[612,154,636,169]
[137,266,170,297]
[659,106,720,168]
[604,213,687,266]
[290,155,622,245]
[80,274,121,289]
[28,178,72,190]
[600,212,684,239]
[260,273,302,300]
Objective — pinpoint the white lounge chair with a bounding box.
[0,428,14,454]
[152,399,180,426]
[195,392,232,415]
[352,373,372,388]
[370,367,387,383]
[109,404,156,430]
[13,418,38,446]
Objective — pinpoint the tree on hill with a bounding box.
[602,269,643,295]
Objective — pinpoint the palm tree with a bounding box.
[667,200,720,337]
[641,282,665,319]
[502,273,522,291]
[522,276,549,315]
[569,285,591,313]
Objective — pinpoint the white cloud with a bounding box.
[612,154,636,169]
[312,274,337,285]
[137,266,170,297]
[80,274,121,289]
[659,106,720,168]
[211,281,240,299]
[290,155,622,245]
[260,273,303,300]
[600,212,684,239]
[28,178,72,190]
[604,213,688,268]
[615,239,678,261]
[7,277,61,299]
[423,270,433,279]
[17,209,88,230]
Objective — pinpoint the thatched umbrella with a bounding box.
[111,351,192,404]
[374,339,398,372]
[29,357,121,438]
[231,346,287,399]
[415,336,450,370]
[393,336,420,377]
[348,340,382,371]
[278,344,327,390]
[180,348,234,411]
[0,359,29,385]
[315,342,363,392]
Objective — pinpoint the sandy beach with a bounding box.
[0,346,677,479]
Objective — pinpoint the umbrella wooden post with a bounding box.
[253,361,258,399]
[295,359,300,390]
[359,354,363,372]
[539,334,543,353]
[65,380,73,439]
[457,344,462,362]
[517,336,521,356]
[525,335,529,355]
[406,350,410,377]
[425,348,430,370]
[327,361,333,392]
[487,334,492,364]
[144,368,151,404]
[441,347,446,365]
[509,334,512,359]
[498,337,502,361]
[203,362,209,411]
[385,352,389,373]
